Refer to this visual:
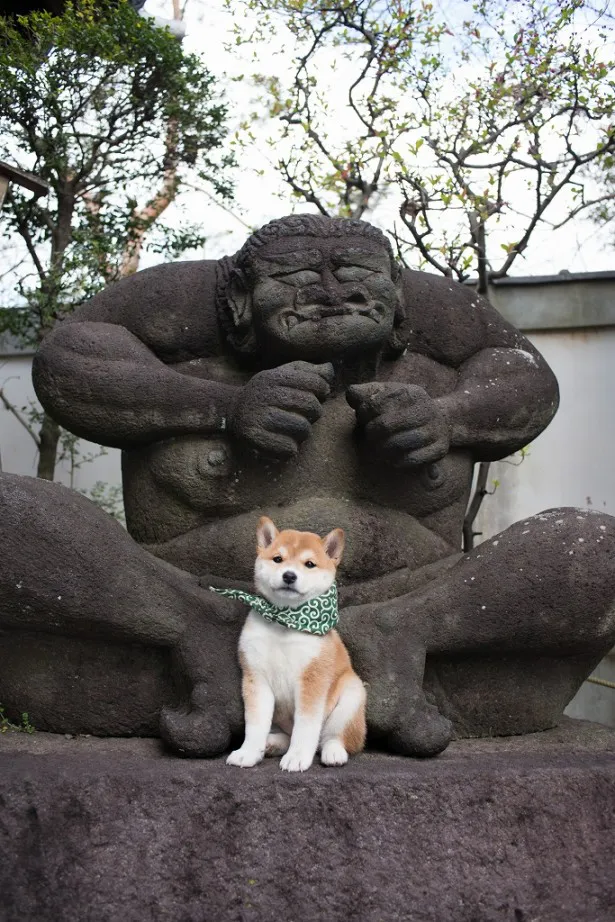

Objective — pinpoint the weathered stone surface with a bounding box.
[1,213,615,756]
[0,473,245,752]
[1,721,614,922]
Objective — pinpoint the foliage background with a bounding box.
[0,0,232,486]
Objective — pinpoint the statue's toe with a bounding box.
[388,704,453,757]
[160,685,231,757]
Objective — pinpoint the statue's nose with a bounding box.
[298,267,345,306]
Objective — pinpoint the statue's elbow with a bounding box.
[32,335,60,410]
[539,364,560,426]
[32,324,83,415]
[520,356,559,432]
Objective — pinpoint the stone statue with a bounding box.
[1,214,614,757]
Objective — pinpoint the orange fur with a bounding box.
[299,630,350,713]
[256,517,344,570]
[239,657,262,723]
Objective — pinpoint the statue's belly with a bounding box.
[141,495,457,582]
[123,397,472,580]
[134,396,471,516]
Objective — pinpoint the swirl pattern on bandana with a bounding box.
[209,583,338,636]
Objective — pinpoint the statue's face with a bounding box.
[246,235,400,360]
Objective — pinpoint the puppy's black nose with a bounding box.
[282,570,297,585]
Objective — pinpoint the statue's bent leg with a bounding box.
[420,508,615,654]
[338,601,454,757]
[0,473,244,755]
[158,596,245,758]
[339,508,615,755]
[426,507,615,738]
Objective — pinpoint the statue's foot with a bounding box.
[160,683,231,757]
[358,627,453,756]
[388,701,453,757]
[365,666,454,756]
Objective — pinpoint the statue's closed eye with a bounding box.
[271,266,378,287]
[333,266,378,282]
[271,269,321,287]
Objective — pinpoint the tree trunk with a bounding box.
[36,412,60,480]
[461,218,492,552]
[463,461,492,552]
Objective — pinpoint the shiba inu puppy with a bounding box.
[219,516,366,772]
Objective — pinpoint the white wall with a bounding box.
[0,353,122,491]
[476,327,615,535]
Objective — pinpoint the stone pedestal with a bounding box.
[1,720,613,922]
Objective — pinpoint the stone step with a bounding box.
[1,720,613,922]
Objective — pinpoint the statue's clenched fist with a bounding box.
[229,361,333,458]
[347,382,450,468]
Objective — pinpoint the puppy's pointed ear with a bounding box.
[322,528,345,565]
[227,268,252,332]
[257,516,278,550]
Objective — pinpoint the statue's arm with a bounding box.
[402,270,560,461]
[33,320,239,449]
[434,338,558,460]
[33,261,238,448]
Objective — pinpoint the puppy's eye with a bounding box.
[272,555,283,564]
[304,561,317,569]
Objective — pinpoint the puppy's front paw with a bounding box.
[226,746,263,768]
[280,750,314,772]
[320,739,349,766]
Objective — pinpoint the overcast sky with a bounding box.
[7,0,614,281]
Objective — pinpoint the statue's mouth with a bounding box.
[282,301,385,330]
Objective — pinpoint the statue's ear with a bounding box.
[227,268,252,332]
[386,274,407,357]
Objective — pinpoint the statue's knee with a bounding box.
[504,508,615,605]
[527,507,615,554]
[485,508,615,597]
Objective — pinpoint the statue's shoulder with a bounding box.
[398,267,516,365]
[67,259,225,361]
[400,267,491,317]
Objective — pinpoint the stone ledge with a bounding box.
[1,720,614,922]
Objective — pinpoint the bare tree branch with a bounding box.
[0,385,41,448]
[115,0,187,278]
[463,461,493,552]
[6,191,47,282]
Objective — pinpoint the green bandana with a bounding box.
[209,583,339,636]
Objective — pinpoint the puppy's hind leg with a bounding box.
[265,730,290,756]
[320,673,366,767]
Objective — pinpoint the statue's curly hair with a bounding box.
[215,214,404,360]
[232,213,400,280]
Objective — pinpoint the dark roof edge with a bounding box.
[465,270,615,287]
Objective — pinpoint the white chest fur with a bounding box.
[239,610,323,712]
